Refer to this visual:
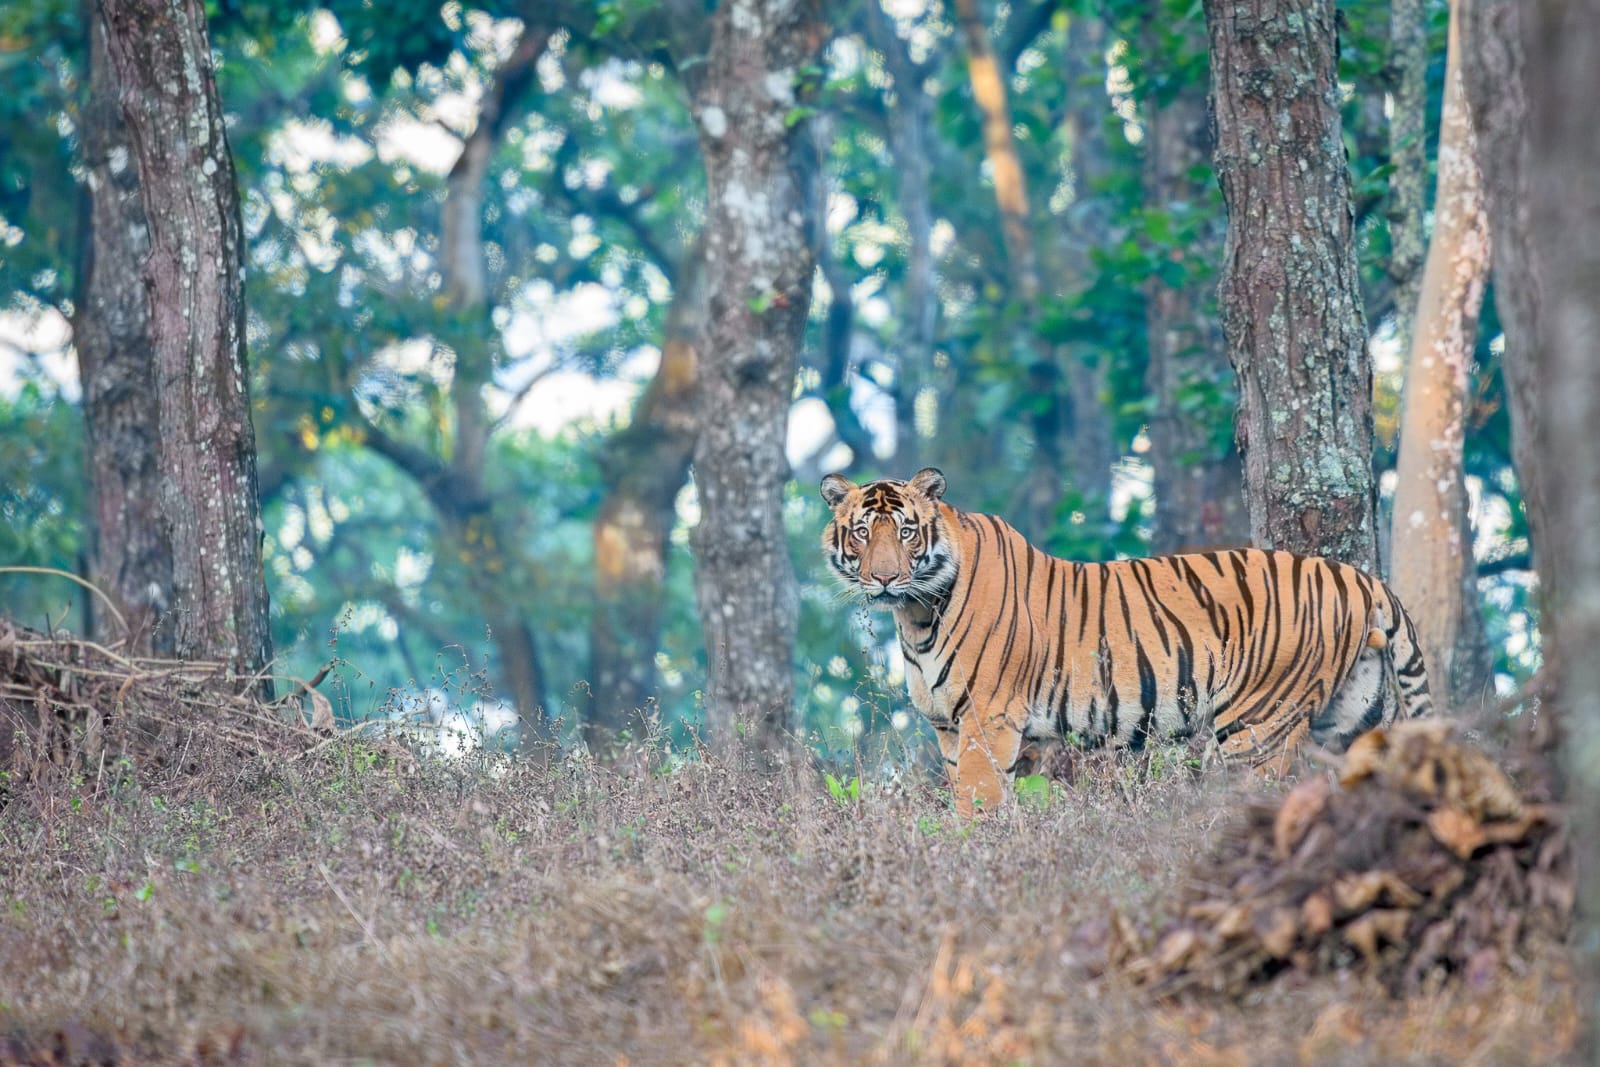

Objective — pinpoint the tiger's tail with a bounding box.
[1371,586,1433,719]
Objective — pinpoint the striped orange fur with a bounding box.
[820,469,1433,815]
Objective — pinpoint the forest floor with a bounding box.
[0,712,1579,1065]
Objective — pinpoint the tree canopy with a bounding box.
[0,0,1538,754]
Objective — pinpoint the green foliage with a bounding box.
[0,381,86,630]
[823,772,861,806]
[0,0,1538,762]
[1013,773,1054,809]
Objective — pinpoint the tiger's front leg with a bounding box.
[951,701,1026,817]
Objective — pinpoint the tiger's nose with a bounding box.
[869,562,898,582]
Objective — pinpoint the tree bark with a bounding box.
[99,0,273,689]
[865,0,938,473]
[75,0,170,652]
[1056,11,1116,521]
[690,0,820,752]
[1203,0,1378,571]
[584,242,705,754]
[1459,0,1553,575]
[1142,10,1248,554]
[1451,500,1495,706]
[1385,0,1429,351]
[953,0,1042,311]
[1389,1,1490,696]
[805,112,876,474]
[953,0,1063,539]
[434,31,554,753]
[1520,2,1600,1046]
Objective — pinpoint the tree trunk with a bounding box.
[99,0,273,690]
[75,0,171,653]
[1056,11,1116,521]
[1385,0,1429,351]
[1203,0,1378,571]
[806,113,876,474]
[1520,2,1600,1046]
[1389,1,1490,696]
[953,0,1041,311]
[584,242,705,754]
[1459,0,1553,576]
[865,0,938,473]
[1451,500,1495,706]
[953,0,1062,539]
[690,0,820,752]
[1142,11,1248,554]
[436,31,554,753]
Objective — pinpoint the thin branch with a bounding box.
[488,356,577,435]
[1000,0,1065,74]
[1477,551,1532,578]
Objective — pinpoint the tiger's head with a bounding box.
[820,468,958,608]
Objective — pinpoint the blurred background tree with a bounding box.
[0,0,1541,759]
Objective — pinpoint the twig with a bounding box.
[317,861,396,965]
[1489,665,1553,719]
[0,566,130,639]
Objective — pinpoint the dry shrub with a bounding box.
[0,619,315,798]
[1120,719,1573,996]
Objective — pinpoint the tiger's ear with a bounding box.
[909,467,947,501]
[820,473,856,509]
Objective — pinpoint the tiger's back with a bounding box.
[820,469,1433,814]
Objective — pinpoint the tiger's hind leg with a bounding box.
[1309,647,1394,752]
[1216,706,1313,778]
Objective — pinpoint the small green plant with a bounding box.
[1014,774,1053,809]
[702,901,729,947]
[824,772,860,806]
[809,1008,848,1032]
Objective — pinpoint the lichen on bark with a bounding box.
[690,0,822,751]
[97,0,273,690]
[1203,0,1378,570]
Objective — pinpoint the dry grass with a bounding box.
[0,704,1578,1067]
[0,616,1578,1066]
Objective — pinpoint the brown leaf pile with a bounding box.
[1113,719,1573,995]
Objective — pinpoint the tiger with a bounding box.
[820,468,1433,815]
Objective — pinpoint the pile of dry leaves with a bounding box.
[1096,719,1572,995]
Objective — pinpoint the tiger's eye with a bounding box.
[899,525,916,541]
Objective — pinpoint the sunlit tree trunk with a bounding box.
[1142,11,1248,554]
[1203,0,1378,570]
[584,244,704,754]
[690,0,820,752]
[953,0,1062,538]
[953,0,1041,312]
[75,0,170,652]
[99,0,273,691]
[1521,1,1600,1047]
[1390,1,1490,696]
